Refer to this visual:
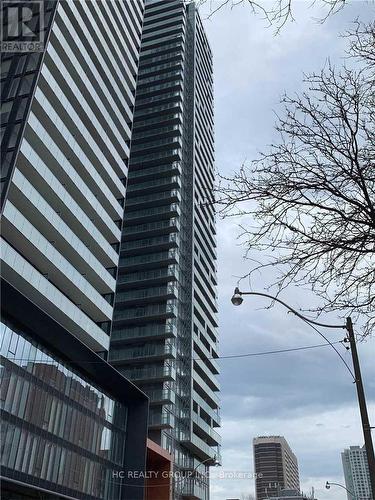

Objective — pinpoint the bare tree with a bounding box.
[345,19,375,82]
[217,22,375,336]
[197,0,349,32]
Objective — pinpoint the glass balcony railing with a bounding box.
[132,124,182,140]
[191,412,221,445]
[127,176,181,194]
[140,41,183,59]
[142,23,185,42]
[181,433,218,462]
[138,60,183,79]
[120,363,176,382]
[193,433,218,460]
[138,61,183,77]
[120,233,179,254]
[137,70,183,87]
[129,148,182,166]
[193,334,220,375]
[139,50,183,68]
[134,102,183,121]
[129,161,181,179]
[119,249,178,268]
[115,284,178,304]
[113,303,178,322]
[194,373,220,407]
[109,341,177,362]
[136,80,183,97]
[192,390,221,426]
[131,136,182,153]
[144,388,176,405]
[133,112,182,130]
[117,264,179,285]
[148,411,175,428]
[123,218,180,237]
[128,178,181,193]
[181,478,207,500]
[141,31,184,50]
[143,11,185,32]
[124,203,180,221]
[135,91,183,108]
[125,189,181,207]
[111,322,177,342]
[194,358,221,392]
[143,13,185,33]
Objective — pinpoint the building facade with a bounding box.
[342,445,373,500]
[253,436,300,500]
[108,0,220,498]
[1,1,149,498]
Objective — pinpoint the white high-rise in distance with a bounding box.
[342,445,373,500]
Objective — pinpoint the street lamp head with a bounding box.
[231,287,243,306]
[326,481,331,490]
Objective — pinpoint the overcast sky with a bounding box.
[198,2,375,499]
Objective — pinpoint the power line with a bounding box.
[1,340,344,365]
[208,340,343,360]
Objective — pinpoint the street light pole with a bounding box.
[231,288,375,499]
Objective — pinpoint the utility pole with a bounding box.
[231,289,375,499]
[346,317,375,500]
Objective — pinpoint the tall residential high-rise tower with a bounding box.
[1,1,149,499]
[253,436,300,500]
[342,445,373,500]
[109,0,221,498]
[1,0,142,352]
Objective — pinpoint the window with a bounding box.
[7,78,20,99]
[16,55,28,75]
[7,123,21,149]
[1,101,13,122]
[18,74,34,95]
[15,96,29,120]
[0,126,5,145]
[1,58,12,77]
[26,53,40,72]
[1,152,14,179]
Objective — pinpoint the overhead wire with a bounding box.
[1,340,345,364]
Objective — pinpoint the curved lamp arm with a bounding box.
[231,288,355,380]
[179,456,220,491]
[326,481,356,499]
[232,288,346,329]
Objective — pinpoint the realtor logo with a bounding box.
[0,1,44,52]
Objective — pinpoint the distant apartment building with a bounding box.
[253,436,300,500]
[1,1,149,499]
[108,0,220,498]
[265,489,316,500]
[342,445,373,500]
